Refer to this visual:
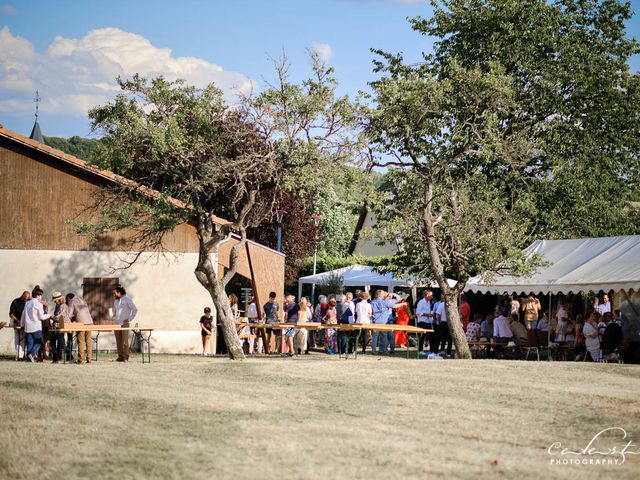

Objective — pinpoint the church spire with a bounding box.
[29,90,44,144]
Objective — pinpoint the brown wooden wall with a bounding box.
[0,138,199,252]
[0,138,285,306]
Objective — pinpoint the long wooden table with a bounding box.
[51,325,154,363]
[327,323,432,359]
[232,322,431,359]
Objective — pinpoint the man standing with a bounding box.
[337,294,356,354]
[20,286,50,362]
[112,286,138,362]
[416,290,435,356]
[263,291,279,354]
[68,293,94,364]
[9,290,29,360]
[50,291,68,363]
[601,294,612,314]
[370,290,399,354]
[522,294,542,330]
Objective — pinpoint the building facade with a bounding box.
[0,125,284,354]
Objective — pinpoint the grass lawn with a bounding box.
[1,353,639,480]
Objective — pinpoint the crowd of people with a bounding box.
[8,285,137,363]
[462,293,632,362]
[204,289,466,358]
[200,289,638,362]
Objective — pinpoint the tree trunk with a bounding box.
[443,292,470,359]
[210,279,244,360]
[194,225,245,360]
[422,180,471,359]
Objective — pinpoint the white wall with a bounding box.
[0,249,213,355]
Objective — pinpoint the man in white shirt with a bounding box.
[492,308,513,344]
[416,290,434,355]
[20,286,51,362]
[355,292,372,353]
[601,294,611,314]
[112,286,138,362]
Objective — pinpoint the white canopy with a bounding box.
[298,264,456,299]
[464,235,640,295]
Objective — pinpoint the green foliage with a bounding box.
[315,273,344,298]
[369,57,540,283]
[416,0,640,237]
[312,186,358,255]
[44,136,100,160]
[369,0,640,292]
[297,253,388,277]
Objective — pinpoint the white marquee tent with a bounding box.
[464,235,640,295]
[298,264,456,300]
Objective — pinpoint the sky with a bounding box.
[1,0,640,138]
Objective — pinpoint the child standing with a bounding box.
[200,307,213,356]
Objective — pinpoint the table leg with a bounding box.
[139,331,151,363]
[353,330,360,360]
[93,332,100,362]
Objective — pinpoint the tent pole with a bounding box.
[548,292,552,362]
[298,281,303,302]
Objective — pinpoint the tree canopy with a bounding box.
[367,0,640,358]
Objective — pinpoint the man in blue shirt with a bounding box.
[370,289,400,354]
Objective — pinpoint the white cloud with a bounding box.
[0,26,255,117]
[311,42,334,63]
[0,3,17,17]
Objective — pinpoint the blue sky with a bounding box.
[1,0,639,138]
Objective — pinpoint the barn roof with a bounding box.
[0,124,230,227]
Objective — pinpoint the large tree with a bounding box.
[368,0,640,358]
[82,54,361,359]
[416,0,640,235]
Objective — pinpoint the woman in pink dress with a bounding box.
[393,299,411,348]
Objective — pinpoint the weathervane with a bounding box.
[34,90,40,119]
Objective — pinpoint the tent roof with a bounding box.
[464,235,640,295]
[298,264,456,289]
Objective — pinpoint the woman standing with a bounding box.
[228,294,240,321]
[393,297,411,348]
[296,297,311,355]
[323,298,338,354]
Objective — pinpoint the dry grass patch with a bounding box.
[1,354,639,479]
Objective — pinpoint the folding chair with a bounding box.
[536,330,550,360]
[524,329,540,361]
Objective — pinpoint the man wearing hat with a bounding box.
[49,291,68,363]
